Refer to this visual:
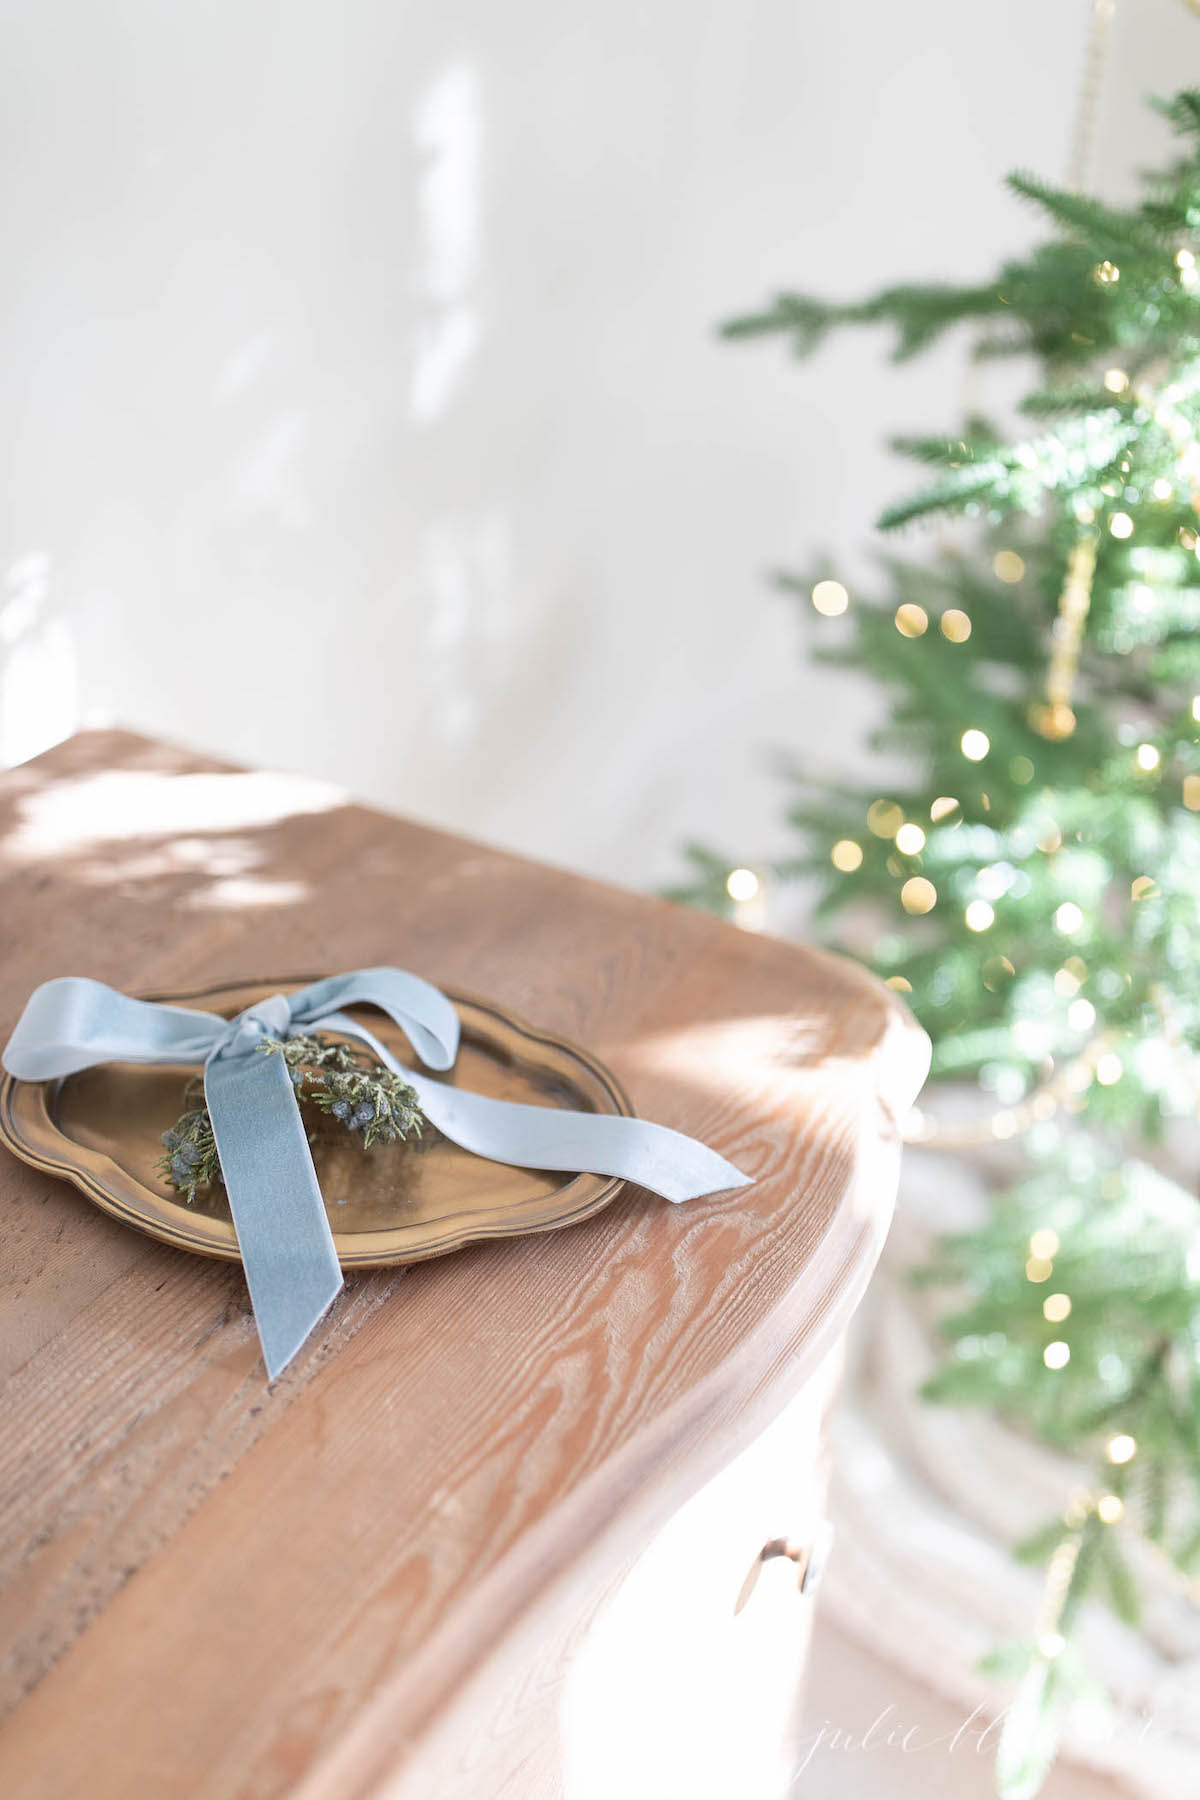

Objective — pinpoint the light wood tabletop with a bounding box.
[0,729,928,1800]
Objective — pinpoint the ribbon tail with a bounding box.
[317,1011,750,1203]
[205,1047,343,1380]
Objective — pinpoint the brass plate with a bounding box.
[0,975,634,1267]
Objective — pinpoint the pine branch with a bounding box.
[157,1033,424,1200]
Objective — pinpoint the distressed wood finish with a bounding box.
[0,730,929,1799]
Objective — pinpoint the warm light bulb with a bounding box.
[900,876,937,915]
[1095,1052,1123,1086]
[1067,998,1096,1032]
[940,609,972,642]
[894,603,928,638]
[1043,1293,1072,1323]
[1153,478,1174,500]
[1109,512,1134,539]
[961,729,990,762]
[993,551,1025,584]
[725,867,759,902]
[930,795,960,821]
[1094,261,1120,284]
[1106,1433,1137,1465]
[1177,248,1195,269]
[867,799,904,838]
[885,974,912,993]
[1030,1228,1060,1260]
[811,580,849,616]
[894,823,926,855]
[1103,368,1129,393]
[831,839,863,872]
[1026,1256,1054,1282]
[1044,1341,1071,1370]
[1097,1494,1124,1524]
[965,900,994,932]
[1184,774,1200,812]
[1054,902,1083,935]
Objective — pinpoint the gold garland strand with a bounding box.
[1029,535,1098,742]
[1066,0,1117,194]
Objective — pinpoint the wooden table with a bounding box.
[0,730,928,1800]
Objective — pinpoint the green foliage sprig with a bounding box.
[156,1033,424,1202]
[678,87,1200,1800]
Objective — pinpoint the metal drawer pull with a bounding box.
[734,1520,833,1614]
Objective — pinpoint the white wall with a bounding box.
[1,0,1196,887]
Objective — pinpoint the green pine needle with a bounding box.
[156,1032,424,1200]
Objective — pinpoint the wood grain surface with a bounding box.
[0,730,929,1799]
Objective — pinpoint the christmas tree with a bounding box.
[676,89,1200,1800]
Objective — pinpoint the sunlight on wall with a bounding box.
[410,64,483,425]
[0,555,80,767]
[419,508,514,746]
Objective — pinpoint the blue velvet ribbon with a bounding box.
[2,969,749,1378]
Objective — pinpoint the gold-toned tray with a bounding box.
[0,975,634,1267]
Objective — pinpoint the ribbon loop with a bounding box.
[2,969,750,1379]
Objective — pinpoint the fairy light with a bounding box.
[894,603,928,637]
[885,974,912,993]
[1178,248,1196,269]
[1030,1228,1060,1259]
[831,839,863,872]
[1044,1341,1071,1369]
[867,799,904,839]
[900,876,937,915]
[1131,876,1156,901]
[1109,511,1134,538]
[1043,1293,1072,1323]
[965,900,994,931]
[993,551,1026,583]
[1106,1433,1137,1464]
[1054,967,1081,997]
[1055,902,1083,935]
[982,955,1015,991]
[930,795,960,821]
[1067,998,1096,1031]
[1103,368,1129,393]
[940,609,972,642]
[895,823,926,855]
[961,729,990,761]
[1026,1257,1054,1282]
[1184,774,1200,811]
[1136,743,1160,770]
[1093,260,1120,283]
[726,868,759,902]
[1153,477,1174,500]
[811,580,849,616]
[1095,1052,1123,1086]
[1097,1494,1124,1524]
[1192,695,1200,722]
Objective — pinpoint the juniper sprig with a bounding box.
[156,1032,424,1200]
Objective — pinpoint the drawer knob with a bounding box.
[734,1520,833,1613]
